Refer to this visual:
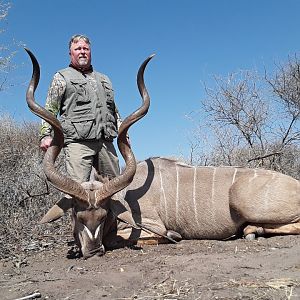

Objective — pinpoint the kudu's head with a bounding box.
[25,48,154,258]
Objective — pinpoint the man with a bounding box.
[40,34,120,182]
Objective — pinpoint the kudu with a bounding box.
[25,49,300,259]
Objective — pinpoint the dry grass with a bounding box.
[141,277,298,300]
[118,275,300,300]
[120,276,195,300]
[0,115,69,259]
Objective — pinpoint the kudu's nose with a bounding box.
[83,245,105,259]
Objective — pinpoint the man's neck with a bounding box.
[69,63,93,74]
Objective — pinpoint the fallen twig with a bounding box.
[13,291,41,300]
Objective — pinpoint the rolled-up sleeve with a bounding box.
[39,73,66,139]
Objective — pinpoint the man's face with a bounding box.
[69,39,91,70]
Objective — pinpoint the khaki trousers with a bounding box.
[64,140,120,183]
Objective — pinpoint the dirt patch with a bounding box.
[1,235,299,300]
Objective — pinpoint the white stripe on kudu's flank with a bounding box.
[159,161,168,221]
[211,167,217,220]
[211,167,216,199]
[232,168,238,184]
[176,164,179,222]
[249,169,258,181]
[193,166,199,225]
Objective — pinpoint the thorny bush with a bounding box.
[0,115,71,259]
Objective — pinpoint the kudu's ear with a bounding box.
[39,196,73,224]
[109,199,140,229]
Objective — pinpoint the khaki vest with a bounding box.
[58,67,118,144]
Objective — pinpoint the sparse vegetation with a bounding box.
[187,55,300,179]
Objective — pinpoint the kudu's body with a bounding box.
[107,158,300,247]
[25,49,300,258]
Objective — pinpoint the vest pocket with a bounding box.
[61,115,96,141]
[104,113,117,141]
[101,79,114,103]
[72,117,96,140]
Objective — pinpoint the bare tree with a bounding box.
[265,55,300,145]
[189,56,300,177]
[0,1,17,92]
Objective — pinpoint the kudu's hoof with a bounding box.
[245,233,256,240]
[167,230,182,242]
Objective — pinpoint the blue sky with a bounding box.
[1,0,300,161]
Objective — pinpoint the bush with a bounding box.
[0,115,71,259]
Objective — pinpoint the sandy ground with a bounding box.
[0,235,299,300]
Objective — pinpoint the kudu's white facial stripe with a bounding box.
[94,225,101,239]
[83,224,102,240]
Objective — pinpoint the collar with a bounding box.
[69,63,93,74]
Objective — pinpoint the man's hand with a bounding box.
[40,136,53,152]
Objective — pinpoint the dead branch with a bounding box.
[19,178,50,207]
[13,291,41,300]
[247,152,282,163]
